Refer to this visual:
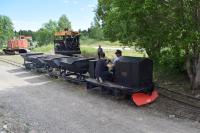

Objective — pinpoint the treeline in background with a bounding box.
[0,14,103,47]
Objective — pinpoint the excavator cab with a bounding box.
[54,30,81,56]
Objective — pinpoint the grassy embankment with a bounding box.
[32,39,146,60]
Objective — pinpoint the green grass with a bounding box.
[0,49,2,53]
[80,38,121,47]
[32,39,146,59]
[81,46,145,59]
[80,39,146,59]
[0,46,5,53]
[81,46,97,57]
[0,55,24,64]
[32,44,54,53]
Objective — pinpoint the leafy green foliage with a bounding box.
[35,15,71,46]
[96,0,200,62]
[97,0,172,61]
[80,17,104,40]
[0,15,14,48]
[97,0,200,89]
[58,15,71,31]
[36,20,58,46]
[88,17,104,40]
[18,30,36,40]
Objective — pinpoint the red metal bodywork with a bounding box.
[132,89,159,106]
[3,36,31,54]
[7,39,29,50]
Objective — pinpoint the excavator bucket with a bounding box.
[132,89,159,106]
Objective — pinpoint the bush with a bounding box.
[32,44,54,53]
[158,49,185,74]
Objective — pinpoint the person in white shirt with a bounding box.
[107,49,122,73]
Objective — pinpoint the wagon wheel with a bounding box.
[76,73,82,80]
[24,63,31,70]
[113,89,126,100]
[71,74,81,85]
[61,69,67,79]
[47,67,54,78]
[30,65,37,73]
[54,75,59,79]
[100,86,108,95]
[58,68,64,78]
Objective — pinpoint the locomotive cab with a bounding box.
[115,56,154,91]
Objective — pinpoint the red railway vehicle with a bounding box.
[3,36,31,55]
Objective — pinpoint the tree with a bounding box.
[97,0,171,61]
[36,28,52,46]
[58,15,71,31]
[18,30,36,40]
[96,0,200,90]
[43,20,58,32]
[0,15,14,48]
[169,0,200,90]
[88,16,104,40]
[35,15,72,46]
[36,20,58,46]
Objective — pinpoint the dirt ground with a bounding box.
[0,61,200,133]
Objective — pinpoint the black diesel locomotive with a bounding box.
[21,30,158,106]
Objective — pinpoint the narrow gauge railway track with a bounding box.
[0,57,199,121]
[155,86,200,121]
[157,86,200,108]
[153,97,200,121]
[0,57,23,68]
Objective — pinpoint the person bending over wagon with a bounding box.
[95,52,112,82]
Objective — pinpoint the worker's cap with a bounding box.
[115,49,122,55]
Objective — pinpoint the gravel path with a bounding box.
[0,61,199,133]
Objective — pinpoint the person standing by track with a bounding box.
[97,45,103,59]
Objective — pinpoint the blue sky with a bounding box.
[0,0,97,31]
